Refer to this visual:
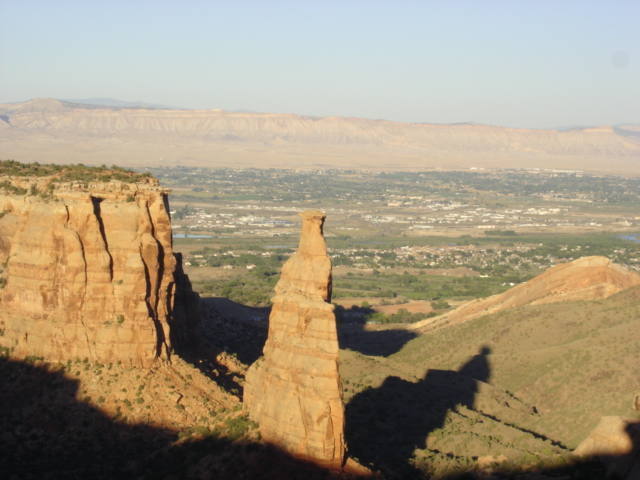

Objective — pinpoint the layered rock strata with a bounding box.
[244,210,345,470]
[0,176,191,366]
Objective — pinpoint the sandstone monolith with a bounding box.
[0,174,195,367]
[244,210,345,470]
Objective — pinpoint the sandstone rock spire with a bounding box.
[244,210,345,470]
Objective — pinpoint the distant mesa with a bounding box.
[411,256,640,331]
[0,98,638,174]
[62,97,177,109]
[244,210,346,470]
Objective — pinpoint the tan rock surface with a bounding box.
[0,176,191,366]
[411,256,640,331]
[244,210,345,470]
[574,416,640,480]
[574,416,637,457]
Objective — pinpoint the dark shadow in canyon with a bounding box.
[1,355,631,479]
[177,295,418,397]
[190,300,418,369]
[169,262,265,397]
[345,346,493,477]
[0,356,339,480]
[336,305,418,357]
[172,296,269,397]
[345,346,631,479]
[198,296,269,365]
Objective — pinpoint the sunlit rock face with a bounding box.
[244,210,345,470]
[0,177,191,367]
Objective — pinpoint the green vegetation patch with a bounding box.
[0,160,153,183]
[334,270,513,301]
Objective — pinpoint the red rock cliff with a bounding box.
[243,210,345,470]
[0,176,191,366]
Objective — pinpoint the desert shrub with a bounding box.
[223,414,257,441]
[0,159,153,184]
[364,309,428,324]
[432,299,451,310]
[0,180,27,195]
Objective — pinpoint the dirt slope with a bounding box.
[410,256,640,332]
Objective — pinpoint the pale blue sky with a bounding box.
[1,0,638,128]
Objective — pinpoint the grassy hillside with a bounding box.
[387,285,640,447]
[337,287,640,477]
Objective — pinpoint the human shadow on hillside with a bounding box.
[0,356,343,480]
[345,346,492,478]
[336,305,418,357]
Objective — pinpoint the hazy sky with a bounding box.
[1,0,638,128]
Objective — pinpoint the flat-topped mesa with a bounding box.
[0,171,194,367]
[244,210,345,470]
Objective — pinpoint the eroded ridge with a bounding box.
[0,175,191,367]
[244,210,346,470]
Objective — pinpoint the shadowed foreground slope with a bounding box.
[3,355,633,479]
[0,356,340,480]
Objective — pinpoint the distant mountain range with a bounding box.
[0,98,638,174]
[63,98,177,109]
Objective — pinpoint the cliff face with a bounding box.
[0,175,191,366]
[244,210,345,470]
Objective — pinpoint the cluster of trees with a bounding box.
[190,246,291,270]
[0,180,27,195]
[198,271,277,306]
[363,308,432,325]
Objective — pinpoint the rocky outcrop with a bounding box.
[244,210,345,470]
[411,256,640,332]
[0,175,193,366]
[574,417,640,479]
